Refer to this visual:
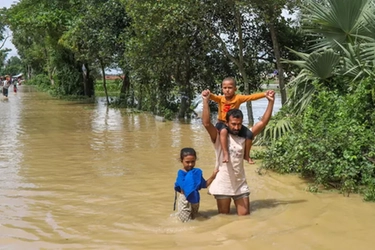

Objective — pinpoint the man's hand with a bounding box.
[265,90,273,96]
[202,89,211,100]
[266,90,275,102]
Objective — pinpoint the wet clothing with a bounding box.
[208,133,250,197]
[174,168,207,222]
[2,80,11,97]
[213,192,250,200]
[2,88,8,97]
[176,194,200,222]
[13,80,17,93]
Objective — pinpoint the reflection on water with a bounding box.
[0,87,375,250]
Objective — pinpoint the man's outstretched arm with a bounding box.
[202,90,218,143]
[251,91,275,137]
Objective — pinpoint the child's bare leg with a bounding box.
[244,139,255,164]
[220,129,229,163]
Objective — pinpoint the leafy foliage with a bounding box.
[6,0,85,95]
[262,79,375,199]
[258,0,375,201]
[0,7,11,72]
[1,56,23,76]
[280,0,375,115]
[303,0,375,51]
[4,0,302,118]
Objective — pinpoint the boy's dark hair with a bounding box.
[221,77,236,87]
[226,109,243,122]
[180,147,197,161]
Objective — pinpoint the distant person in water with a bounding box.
[174,147,218,222]
[13,78,18,93]
[17,76,24,86]
[2,75,11,98]
[208,77,270,164]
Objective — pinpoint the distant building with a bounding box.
[104,74,124,80]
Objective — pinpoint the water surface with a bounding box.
[0,87,374,250]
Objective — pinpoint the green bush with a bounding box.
[95,79,122,94]
[54,65,83,96]
[363,180,375,201]
[27,74,50,88]
[262,80,375,200]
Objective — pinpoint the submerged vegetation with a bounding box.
[1,0,374,200]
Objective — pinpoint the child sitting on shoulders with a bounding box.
[208,77,269,164]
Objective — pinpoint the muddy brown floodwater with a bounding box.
[0,86,375,250]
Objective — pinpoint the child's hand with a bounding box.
[202,89,211,99]
[212,168,219,178]
[206,168,220,187]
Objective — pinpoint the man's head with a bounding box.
[221,77,237,98]
[225,109,243,135]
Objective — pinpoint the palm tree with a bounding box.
[289,0,375,111]
[258,0,375,142]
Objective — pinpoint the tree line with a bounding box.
[1,0,303,123]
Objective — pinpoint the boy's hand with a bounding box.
[202,89,211,99]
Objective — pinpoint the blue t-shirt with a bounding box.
[174,168,207,204]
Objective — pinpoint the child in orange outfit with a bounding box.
[209,77,268,164]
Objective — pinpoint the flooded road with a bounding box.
[1,87,375,250]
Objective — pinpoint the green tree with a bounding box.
[2,56,23,76]
[196,0,303,124]
[0,7,11,73]
[198,0,263,125]
[260,0,375,141]
[287,0,375,113]
[125,0,217,118]
[251,0,302,106]
[7,0,88,96]
[61,0,130,104]
[259,0,375,199]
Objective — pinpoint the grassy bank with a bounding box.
[95,79,122,97]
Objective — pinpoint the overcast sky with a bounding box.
[1,0,19,58]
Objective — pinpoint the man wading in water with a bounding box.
[201,89,275,215]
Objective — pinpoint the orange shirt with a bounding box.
[209,92,265,121]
